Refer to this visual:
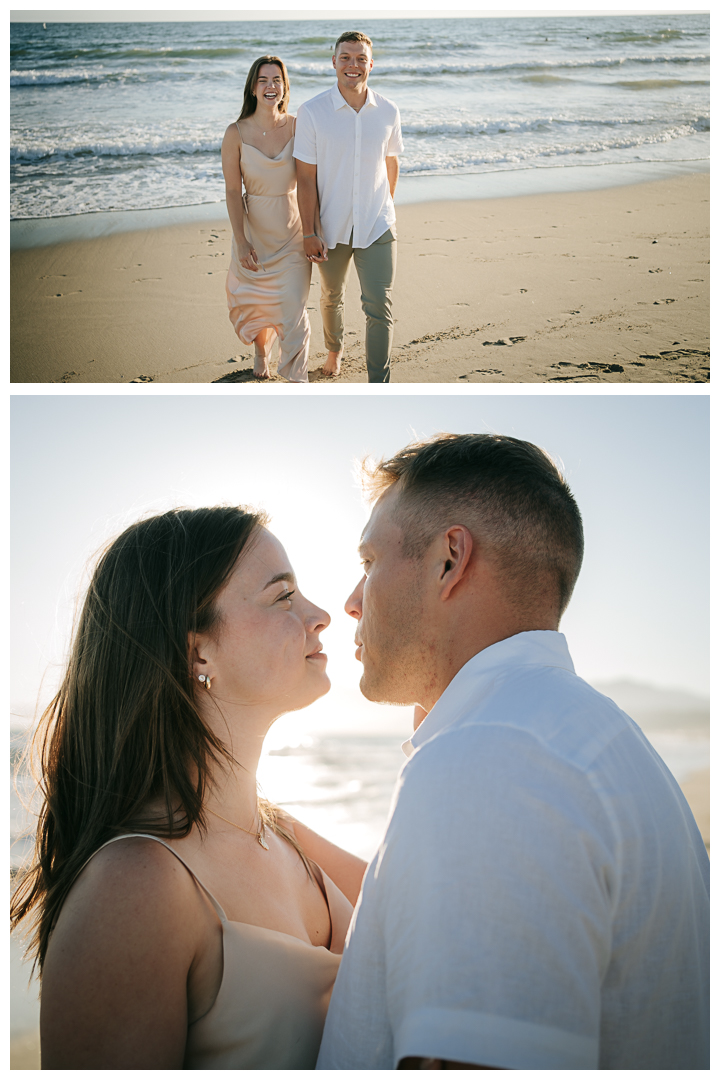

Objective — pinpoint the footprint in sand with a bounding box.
[482,337,526,347]
[131,278,162,283]
[50,291,82,297]
[551,362,624,374]
[653,298,676,305]
[130,375,154,383]
[38,274,67,280]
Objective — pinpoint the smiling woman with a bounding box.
[10,505,366,1069]
[222,54,321,382]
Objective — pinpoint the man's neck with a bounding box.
[337,80,368,112]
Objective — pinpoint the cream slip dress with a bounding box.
[226,121,312,383]
[82,833,353,1069]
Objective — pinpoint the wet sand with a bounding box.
[10,172,708,384]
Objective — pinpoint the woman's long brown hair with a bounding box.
[237,55,290,122]
[10,505,312,974]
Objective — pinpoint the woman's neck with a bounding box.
[202,703,270,828]
[251,103,284,131]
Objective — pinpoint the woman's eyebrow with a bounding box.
[261,571,296,591]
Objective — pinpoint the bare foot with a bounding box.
[253,350,270,380]
[322,350,343,377]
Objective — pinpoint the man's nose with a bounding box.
[344,577,364,621]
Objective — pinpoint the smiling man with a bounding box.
[294,31,403,383]
[316,432,710,1071]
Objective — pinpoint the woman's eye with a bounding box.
[277,590,295,603]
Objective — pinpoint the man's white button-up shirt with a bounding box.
[317,631,709,1070]
[294,84,403,250]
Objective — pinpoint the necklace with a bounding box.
[253,114,288,137]
[207,806,269,850]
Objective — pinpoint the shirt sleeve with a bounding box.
[387,108,403,155]
[378,724,616,1069]
[292,102,317,164]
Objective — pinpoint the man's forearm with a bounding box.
[386,155,400,199]
[296,166,319,236]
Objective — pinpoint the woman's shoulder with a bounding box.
[223,120,243,143]
[41,836,215,1067]
[60,836,203,932]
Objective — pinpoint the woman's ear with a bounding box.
[438,525,474,601]
[188,633,212,684]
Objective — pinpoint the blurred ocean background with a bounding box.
[9,678,710,873]
[10,13,710,221]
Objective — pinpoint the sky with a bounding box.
[11,4,698,21]
[11,393,709,743]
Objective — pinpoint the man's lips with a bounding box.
[306,645,327,661]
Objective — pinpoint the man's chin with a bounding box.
[359,670,413,708]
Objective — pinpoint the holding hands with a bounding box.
[304,233,328,263]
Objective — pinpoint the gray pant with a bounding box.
[318,227,397,384]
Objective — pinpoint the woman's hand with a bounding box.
[304,234,327,263]
[238,243,261,272]
[282,814,367,905]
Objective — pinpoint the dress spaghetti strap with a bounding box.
[79,833,228,923]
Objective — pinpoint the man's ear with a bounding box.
[438,525,473,601]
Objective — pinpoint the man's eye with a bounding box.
[277,590,295,603]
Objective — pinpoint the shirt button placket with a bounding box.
[353,110,361,243]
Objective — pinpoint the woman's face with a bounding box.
[254,64,284,108]
[197,529,330,716]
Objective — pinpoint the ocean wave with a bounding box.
[401,114,709,137]
[401,122,709,172]
[611,78,710,90]
[12,51,708,90]
[11,67,132,86]
[288,53,710,79]
[10,66,220,87]
[11,111,708,165]
[11,134,223,163]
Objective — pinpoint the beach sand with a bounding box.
[11,173,708,384]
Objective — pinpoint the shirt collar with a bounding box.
[331,83,377,110]
[401,630,575,758]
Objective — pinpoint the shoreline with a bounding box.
[11,172,709,384]
[10,158,709,251]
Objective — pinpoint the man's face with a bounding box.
[345,487,430,706]
[333,40,373,93]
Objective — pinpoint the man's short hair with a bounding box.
[334,31,373,56]
[363,433,584,618]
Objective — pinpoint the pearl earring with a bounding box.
[198,674,212,691]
